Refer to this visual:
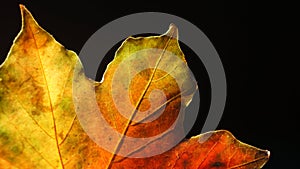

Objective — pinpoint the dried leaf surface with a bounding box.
[0,5,269,169]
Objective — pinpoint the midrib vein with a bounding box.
[28,25,64,169]
[106,31,176,169]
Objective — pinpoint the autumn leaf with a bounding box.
[0,5,113,169]
[0,5,269,169]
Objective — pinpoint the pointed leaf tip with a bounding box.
[19,4,30,18]
[166,23,179,39]
[19,4,25,10]
[19,5,35,24]
[18,5,41,34]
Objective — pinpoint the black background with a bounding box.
[0,1,297,168]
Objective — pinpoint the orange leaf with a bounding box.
[113,130,270,169]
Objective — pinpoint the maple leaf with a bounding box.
[0,5,269,169]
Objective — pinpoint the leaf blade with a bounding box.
[111,130,270,169]
[0,5,269,169]
[0,5,111,169]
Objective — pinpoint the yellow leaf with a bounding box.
[0,5,111,169]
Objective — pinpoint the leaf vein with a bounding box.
[26,21,64,169]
